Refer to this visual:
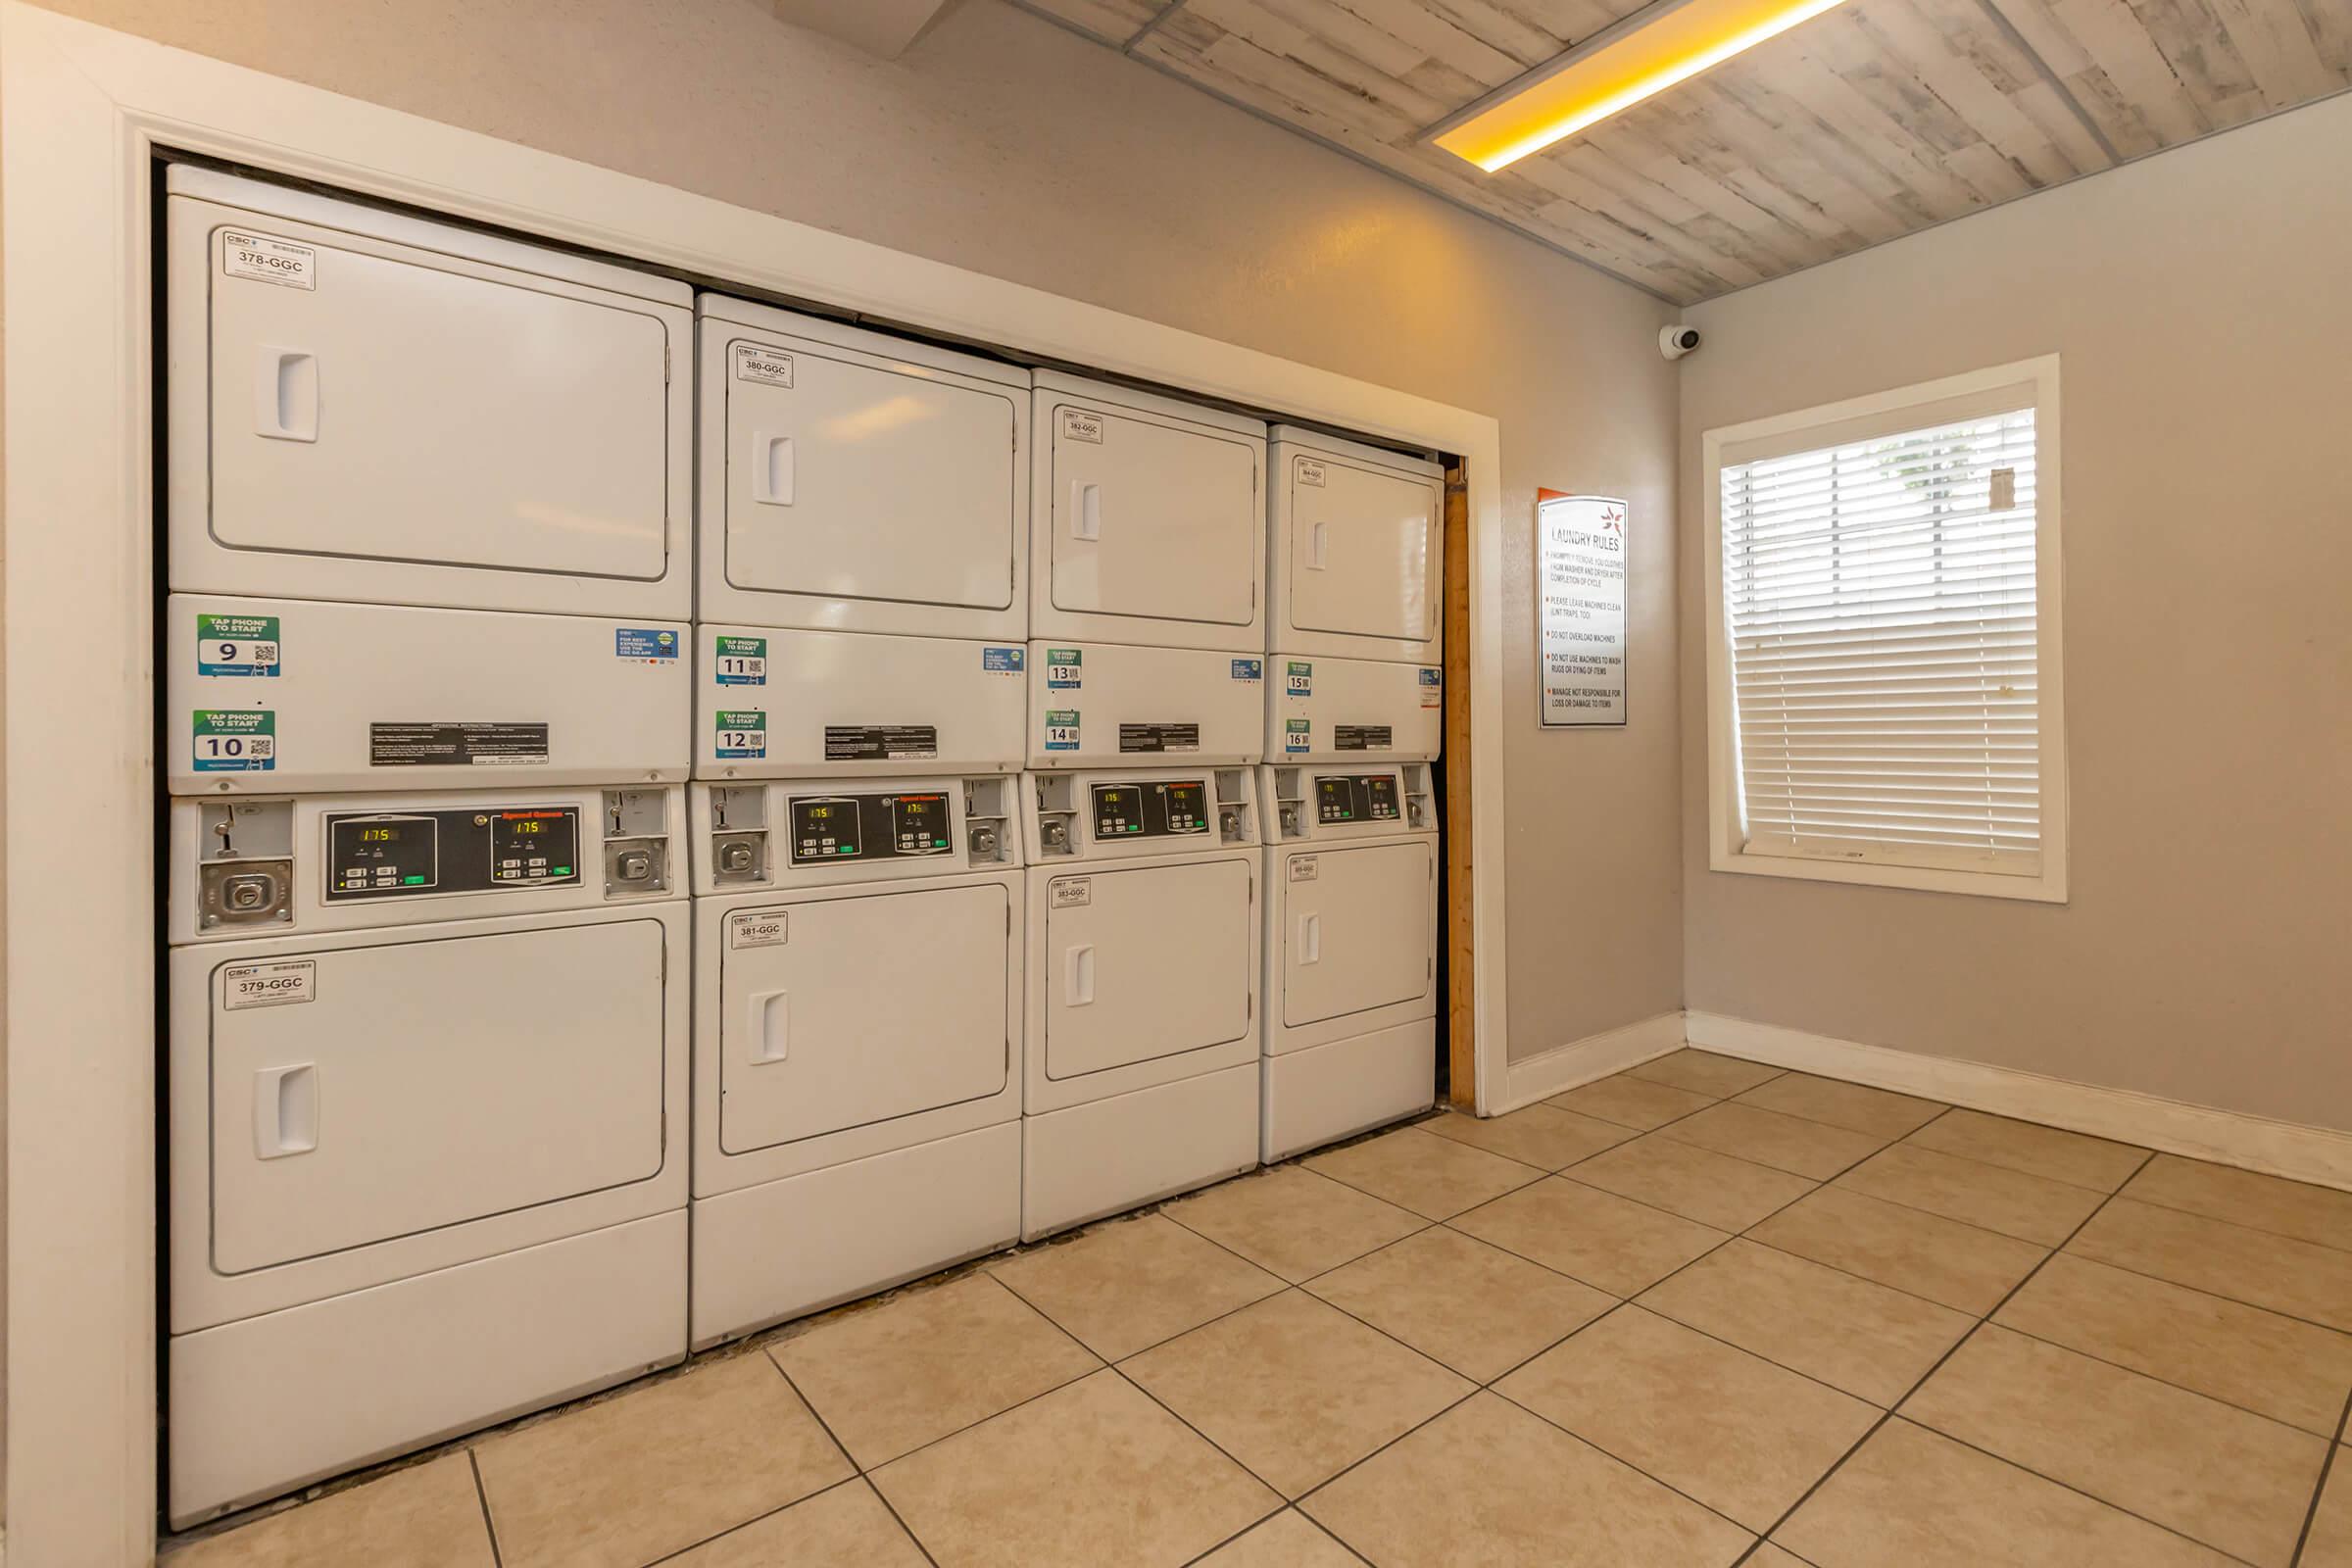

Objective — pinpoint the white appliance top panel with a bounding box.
[705,302,1025,621]
[170,170,687,608]
[1037,373,1264,634]
[1272,430,1443,648]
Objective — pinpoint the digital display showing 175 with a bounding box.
[787,793,953,866]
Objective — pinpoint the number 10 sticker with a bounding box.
[194,710,276,772]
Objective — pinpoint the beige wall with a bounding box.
[18,0,1683,1063]
[1679,91,2352,1131]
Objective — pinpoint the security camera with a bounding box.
[1659,324,1701,362]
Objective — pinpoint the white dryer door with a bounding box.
[1048,405,1258,628]
[207,920,668,1273]
[720,334,1019,612]
[1045,860,1252,1079]
[1289,460,1440,644]
[1281,843,1434,1027]
[196,205,674,581]
[719,885,1011,1154]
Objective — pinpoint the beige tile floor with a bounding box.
[165,1051,2352,1568]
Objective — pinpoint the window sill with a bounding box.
[1708,846,2068,904]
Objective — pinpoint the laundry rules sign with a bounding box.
[1538,493,1629,727]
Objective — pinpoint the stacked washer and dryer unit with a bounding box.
[162,171,695,1526]
[1257,433,1448,1160]
[156,168,1446,1529]
[684,298,1033,1346]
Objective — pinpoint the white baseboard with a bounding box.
[1494,1011,1687,1114]
[1685,1011,2352,1194]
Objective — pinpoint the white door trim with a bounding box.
[0,6,1513,1555]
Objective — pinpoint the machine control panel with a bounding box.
[323,808,581,900]
[786,791,954,867]
[1090,780,1209,841]
[1314,773,1401,825]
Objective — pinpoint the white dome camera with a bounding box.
[1659,324,1701,361]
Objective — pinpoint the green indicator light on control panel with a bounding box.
[553,866,571,876]
[933,838,949,848]
[403,875,426,885]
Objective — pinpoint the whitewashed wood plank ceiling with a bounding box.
[1010,0,2351,300]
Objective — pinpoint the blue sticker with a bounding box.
[983,646,1026,675]
[616,627,679,662]
[1419,667,1442,687]
[1231,659,1263,682]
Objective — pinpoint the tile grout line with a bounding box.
[2288,1386,2352,1567]
[1983,1309,2352,1443]
[636,1475,872,1568]
[2102,1189,2352,1260]
[760,1362,945,1568]
[2044,1245,2352,1339]
[466,1449,505,1568]
[1726,1145,2164,1567]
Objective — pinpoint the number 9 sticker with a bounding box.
[197,612,282,677]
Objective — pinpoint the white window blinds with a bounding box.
[1719,407,2042,876]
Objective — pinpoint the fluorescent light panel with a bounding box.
[1432,0,1852,172]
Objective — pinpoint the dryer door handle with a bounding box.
[254,347,318,443]
[253,1063,318,1159]
[748,988,790,1063]
[1307,520,1329,570]
[1070,481,1102,541]
[752,432,795,506]
[1063,945,1097,1006]
[1298,912,1322,964]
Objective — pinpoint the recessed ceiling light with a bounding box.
[1429,0,1853,172]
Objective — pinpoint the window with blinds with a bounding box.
[1718,404,2044,880]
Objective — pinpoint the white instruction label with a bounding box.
[1059,408,1105,444]
[1297,457,1327,488]
[729,911,790,950]
[220,230,316,290]
[222,959,316,1010]
[733,343,796,387]
[1051,878,1093,908]
[1290,857,1319,882]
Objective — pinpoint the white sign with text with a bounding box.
[1538,494,1629,727]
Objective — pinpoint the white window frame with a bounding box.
[1701,356,2069,903]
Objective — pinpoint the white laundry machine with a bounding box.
[164,785,688,1526]
[693,296,1031,779]
[686,775,1024,1346]
[1026,372,1267,768]
[1020,767,1264,1239]
[1266,427,1445,665]
[166,169,693,797]
[1258,763,1441,1162]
